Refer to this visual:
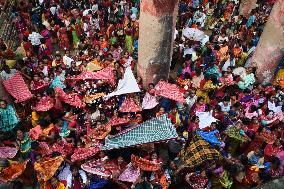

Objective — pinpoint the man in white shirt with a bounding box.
[50,4,60,16]
[185,90,198,111]
[83,9,92,17]
[92,3,99,13]
[28,32,43,55]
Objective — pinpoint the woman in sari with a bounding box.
[40,26,53,54]
[190,97,207,116]
[70,20,80,49]
[15,130,32,159]
[58,27,70,50]
[124,28,133,54]
[224,121,249,156]
[0,100,19,134]
[45,177,66,189]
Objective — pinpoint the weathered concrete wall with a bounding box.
[251,0,284,84]
[239,0,257,17]
[137,0,179,87]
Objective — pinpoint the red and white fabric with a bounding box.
[34,96,54,112]
[154,81,185,103]
[106,115,130,127]
[29,125,43,140]
[71,146,101,162]
[55,87,85,108]
[66,67,115,85]
[142,92,159,110]
[2,71,32,103]
[119,97,142,113]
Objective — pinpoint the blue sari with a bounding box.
[49,76,66,89]
[197,129,223,146]
[0,105,19,132]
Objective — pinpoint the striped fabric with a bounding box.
[102,114,178,150]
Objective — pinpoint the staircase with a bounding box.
[0,0,18,50]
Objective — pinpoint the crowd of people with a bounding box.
[0,0,283,188]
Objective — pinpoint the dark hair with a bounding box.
[197,97,205,102]
[223,96,230,102]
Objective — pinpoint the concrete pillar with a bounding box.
[251,0,284,84]
[239,0,257,18]
[137,0,179,88]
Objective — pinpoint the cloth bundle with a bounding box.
[0,147,18,159]
[119,97,142,112]
[71,146,101,162]
[2,71,32,102]
[81,159,117,177]
[131,155,161,171]
[0,160,28,182]
[34,156,64,182]
[34,96,54,112]
[67,67,115,85]
[118,163,140,183]
[180,135,222,169]
[106,115,130,127]
[55,87,85,108]
[154,81,185,103]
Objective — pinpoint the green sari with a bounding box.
[71,25,79,48]
[125,34,133,53]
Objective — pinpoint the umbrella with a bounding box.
[182,27,205,41]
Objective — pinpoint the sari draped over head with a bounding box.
[0,105,19,132]
[125,34,133,53]
[205,65,222,79]
[71,24,79,48]
[34,156,64,182]
[50,76,66,89]
[219,170,233,189]
[0,160,28,182]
